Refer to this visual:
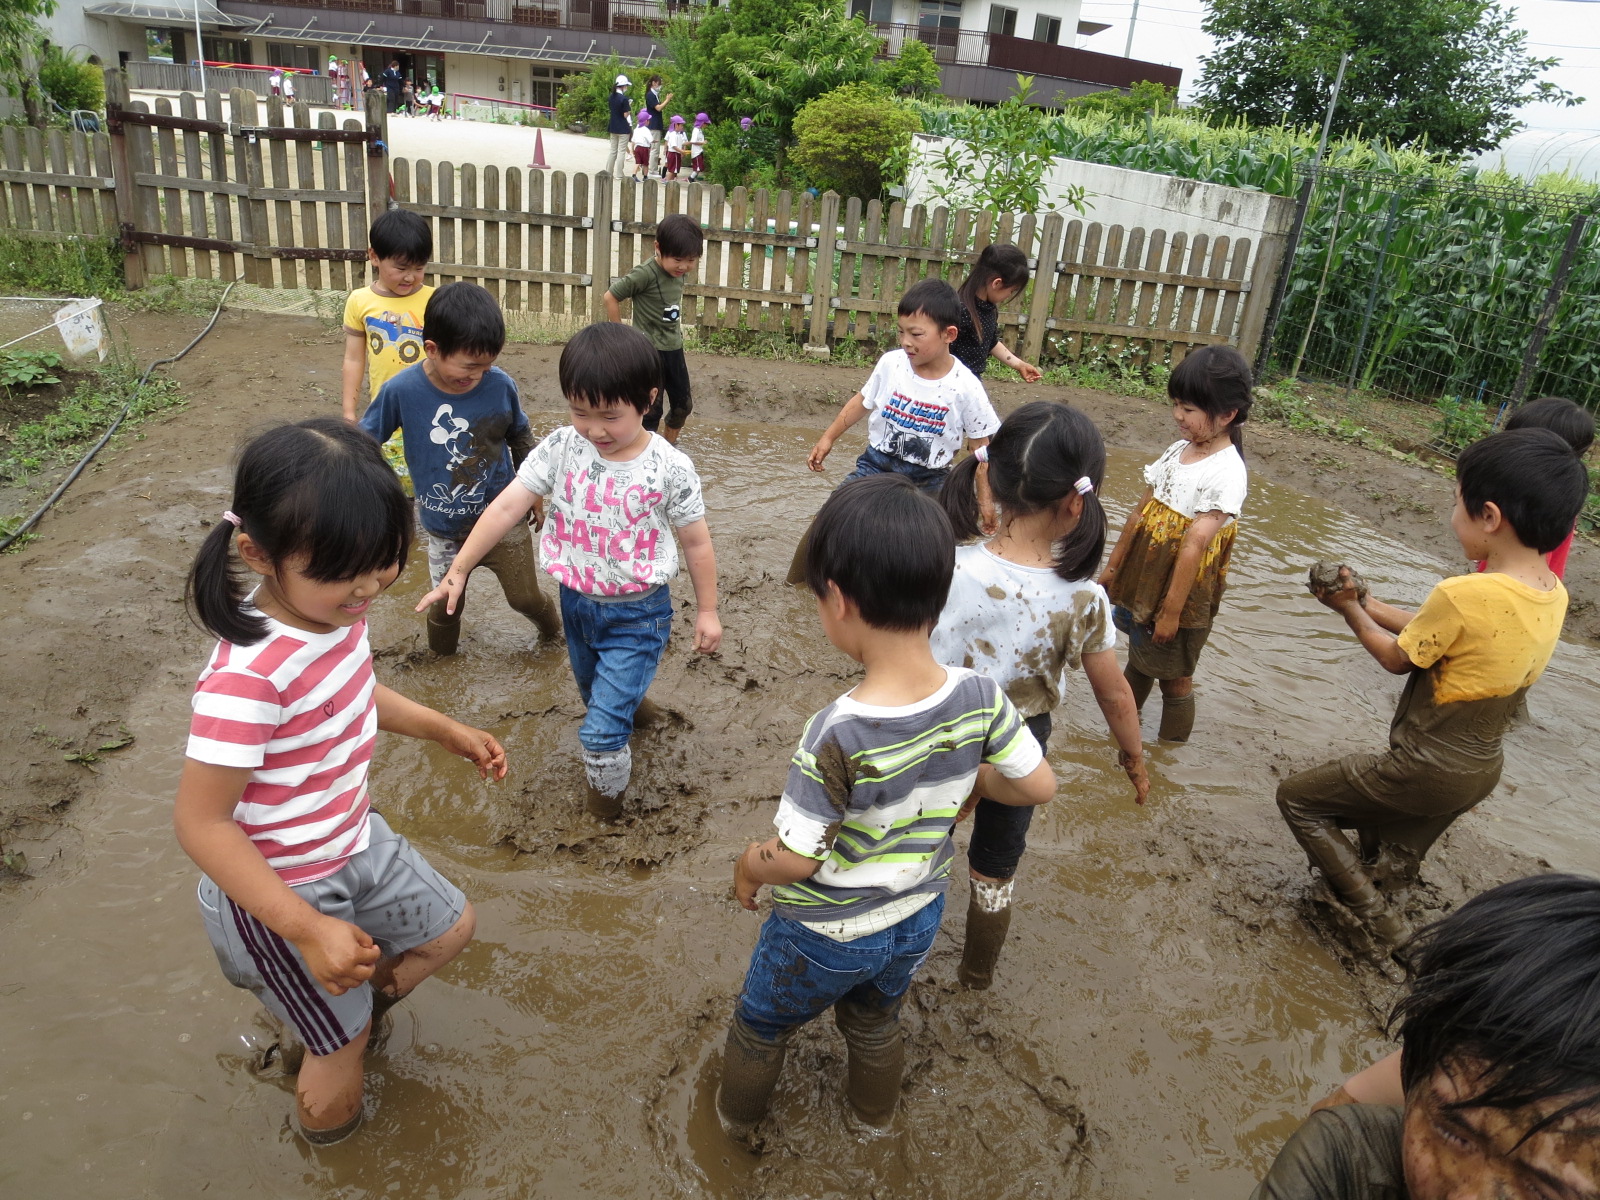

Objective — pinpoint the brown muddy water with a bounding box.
[4,418,1598,1199]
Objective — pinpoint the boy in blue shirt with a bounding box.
[360,282,560,654]
[718,474,1055,1139]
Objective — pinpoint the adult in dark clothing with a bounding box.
[604,74,633,178]
[644,75,671,177]
[378,60,405,113]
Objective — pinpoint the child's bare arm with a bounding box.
[1152,510,1228,643]
[603,289,623,322]
[1363,596,1415,633]
[1310,1050,1404,1115]
[174,759,380,994]
[976,758,1056,807]
[733,836,821,910]
[373,684,509,780]
[807,392,870,471]
[1099,485,1154,587]
[1083,647,1150,804]
[340,327,368,422]
[676,517,722,653]
[416,483,539,615]
[1333,594,1415,674]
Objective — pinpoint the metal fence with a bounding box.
[1260,167,1600,423]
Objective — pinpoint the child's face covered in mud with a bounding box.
[1402,1061,1600,1200]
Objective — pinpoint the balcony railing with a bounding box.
[868,21,1180,88]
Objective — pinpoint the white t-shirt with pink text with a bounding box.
[516,426,707,595]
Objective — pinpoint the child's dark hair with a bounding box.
[806,474,954,631]
[1504,394,1595,456]
[368,207,432,266]
[186,418,412,646]
[424,282,505,359]
[957,243,1030,338]
[655,213,704,259]
[899,277,962,335]
[1393,873,1600,1133]
[1168,345,1253,455]
[558,321,661,413]
[942,402,1107,581]
[1457,427,1587,554]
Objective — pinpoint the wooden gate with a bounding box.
[104,72,390,290]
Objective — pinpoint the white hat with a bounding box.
[615,74,631,86]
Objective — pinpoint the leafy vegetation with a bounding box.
[0,349,61,391]
[1,357,183,485]
[917,77,1086,214]
[790,84,920,201]
[0,0,55,126]
[1428,393,1496,451]
[0,234,123,296]
[38,41,103,115]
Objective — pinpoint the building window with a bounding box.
[851,0,895,20]
[267,43,321,71]
[918,0,961,30]
[202,36,250,64]
[1033,13,1061,43]
[146,28,175,63]
[987,4,1015,35]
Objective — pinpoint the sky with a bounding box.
[1075,0,1600,138]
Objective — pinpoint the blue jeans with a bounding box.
[843,445,948,495]
[735,895,946,1042]
[559,584,673,754]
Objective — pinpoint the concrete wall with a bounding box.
[904,133,1295,246]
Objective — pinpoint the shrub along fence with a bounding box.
[0,71,1287,368]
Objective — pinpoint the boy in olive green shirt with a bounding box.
[602,213,704,445]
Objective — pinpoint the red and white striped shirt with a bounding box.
[186,614,377,885]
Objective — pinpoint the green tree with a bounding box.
[0,0,56,126]
[1195,0,1579,155]
[791,82,921,199]
[39,43,104,115]
[733,0,885,153]
[554,52,658,132]
[879,38,941,96]
[1061,80,1177,122]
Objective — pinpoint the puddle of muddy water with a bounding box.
[4,418,1599,1200]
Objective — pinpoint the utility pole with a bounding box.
[1124,0,1141,56]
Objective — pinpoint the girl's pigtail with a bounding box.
[940,451,985,541]
[186,519,267,645]
[1054,489,1107,582]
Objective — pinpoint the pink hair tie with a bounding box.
[973,445,989,463]
[223,510,242,527]
[1074,477,1094,496]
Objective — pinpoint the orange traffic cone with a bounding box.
[529,127,551,170]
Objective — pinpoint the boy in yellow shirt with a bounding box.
[341,210,434,486]
[1279,428,1588,943]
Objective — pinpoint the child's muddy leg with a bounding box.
[368,901,477,1018]
[297,1024,370,1144]
[1124,665,1154,712]
[958,875,1015,990]
[716,1016,791,1139]
[1277,766,1407,942]
[1157,676,1195,742]
[487,528,561,641]
[834,993,905,1125]
[427,592,465,656]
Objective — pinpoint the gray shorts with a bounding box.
[197,811,466,1057]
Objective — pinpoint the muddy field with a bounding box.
[3,305,1598,1198]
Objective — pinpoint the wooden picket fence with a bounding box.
[0,72,1288,366]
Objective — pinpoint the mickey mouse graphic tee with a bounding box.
[516,427,707,595]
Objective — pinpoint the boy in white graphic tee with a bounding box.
[420,322,721,817]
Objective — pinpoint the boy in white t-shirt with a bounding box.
[806,277,1001,495]
[418,322,721,818]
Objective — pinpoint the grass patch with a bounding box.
[0,235,123,297]
[1252,376,1385,450]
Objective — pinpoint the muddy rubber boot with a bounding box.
[1158,693,1195,742]
[426,615,461,656]
[1124,665,1154,712]
[299,1109,362,1147]
[716,1016,789,1140]
[582,745,631,819]
[834,997,905,1127]
[957,880,1015,990]
[1300,822,1408,945]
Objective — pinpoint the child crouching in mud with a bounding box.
[931,401,1149,990]
[1100,344,1251,743]
[1279,427,1587,943]
[175,419,507,1145]
[719,475,1054,1139]
[419,322,721,818]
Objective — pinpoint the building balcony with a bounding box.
[867,21,1179,91]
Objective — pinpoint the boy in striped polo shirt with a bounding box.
[717,474,1055,1139]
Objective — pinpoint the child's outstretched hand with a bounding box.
[1307,562,1369,613]
[806,436,834,472]
[436,721,509,781]
[416,568,467,617]
[694,609,723,654]
[1016,361,1043,383]
[297,914,382,996]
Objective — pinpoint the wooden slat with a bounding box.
[340,116,366,294]
[550,169,569,315]
[526,167,545,313]
[317,111,348,291]
[292,99,323,290]
[179,93,211,279]
[427,261,590,285]
[235,89,267,287]
[128,101,167,279]
[265,96,296,287]
[1213,236,1251,340]
[483,165,502,306]
[25,127,53,238]
[460,161,480,285]
[436,161,457,287]
[505,167,525,312]
[572,170,591,318]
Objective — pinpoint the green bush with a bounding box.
[0,235,122,295]
[1429,393,1495,451]
[791,83,920,201]
[704,119,783,190]
[554,56,659,133]
[39,46,104,115]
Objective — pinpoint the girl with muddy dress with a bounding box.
[932,401,1151,989]
[174,418,506,1146]
[951,244,1044,384]
[1099,344,1252,743]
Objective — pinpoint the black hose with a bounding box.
[0,283,235,553]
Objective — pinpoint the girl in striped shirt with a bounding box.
[175,418,507,1146]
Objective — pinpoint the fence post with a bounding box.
[1509,211,1588,406]
[103,68,143,290]
[1345,188,1403,398]
[806,190,841,356]
[1235,192,1296,366]
[364,87,390,230]
[1251,174,1313,376]
[591,171,613,324]
[1022,210,1064,365]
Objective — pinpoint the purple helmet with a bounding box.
[670,113,685,125]
[739,116,753,130]
[636,110,651,124]
[695,112,710,125]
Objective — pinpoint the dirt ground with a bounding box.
[1,304,1594,1197]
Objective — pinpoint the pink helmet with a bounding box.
[694,112,710,125]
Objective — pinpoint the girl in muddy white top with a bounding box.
[176,418,506,1147]
[932,401,1150,989]
[419,322,721,819]
[1100,345,1252,743]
